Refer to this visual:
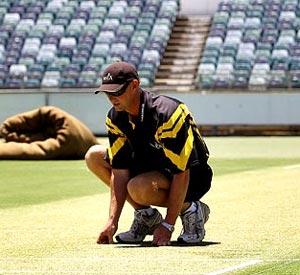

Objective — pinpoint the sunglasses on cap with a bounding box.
[104,80,132,97]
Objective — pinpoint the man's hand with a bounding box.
[97,220,118,244]
[152,225,172,246]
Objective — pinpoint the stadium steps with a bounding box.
[153,15,211,92]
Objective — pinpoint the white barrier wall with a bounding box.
[1,91,300,135]
[0,93,45,123]
[180,0,219,15]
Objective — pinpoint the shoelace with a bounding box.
[130,212,151,237]
[181,210,203,235]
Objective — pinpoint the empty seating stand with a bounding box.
[0,0,179,89]
[197,0,300,90]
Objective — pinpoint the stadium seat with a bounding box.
[0,0,180,89]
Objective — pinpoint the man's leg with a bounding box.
[177,165,213,244]
[116,171,192,244]
[85,144,111,186]
[127,171,191,210]
[85,144,142,209]
[115,171,170,244]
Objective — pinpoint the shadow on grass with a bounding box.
[115,240,221,248]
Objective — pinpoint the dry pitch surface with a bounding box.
[0,137,300,274]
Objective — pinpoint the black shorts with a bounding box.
[131,162,212,203]
[184,164,213,202]
[105,149,212,202]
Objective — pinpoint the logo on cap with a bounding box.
[103,73,113,82]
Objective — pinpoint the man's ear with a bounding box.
[132,79,140,89]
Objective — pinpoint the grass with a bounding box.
[0,137,300,274]
[0,160,108,209]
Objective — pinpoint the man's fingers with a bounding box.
[152,242,170,246]
[108,233,114,244]
[97,235,109,244]
[152,237,171,246]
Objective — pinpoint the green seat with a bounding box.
[256,42,273,51]
[72,56,88,67]
[19,57,35,67]
[82,24,100,35]
[222,48,237,58]
[65,25,82,38]
[0,2,10,8]
[138,70,155,81]
[88,18,103,27]
[59,78,76,87]
[24,78,41,88]
[80,71,97,80]
[28,29,45,39]
[38,12,54,21]
[88,57,105,68]
[235,61,252,72]
[201,56,217,64]
[198,74,214,89]
[202,49,219,59]
[230,11,246,19]
[255,49,271,59]
[212,11,229,25]
[65,1,79,9]
[218,56,234,64]
[136,23,152,33]
[0,7,7,17]
[90,10,107,20]
[56,11,73,21]
[126,6,141,18]
[47,63,63,72]
[140,77,152,87]
[97,0,113,9]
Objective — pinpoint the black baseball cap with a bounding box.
[95,61,139,94]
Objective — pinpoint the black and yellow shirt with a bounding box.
[105,89,209,175]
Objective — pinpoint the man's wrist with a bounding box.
[161,221,175,232]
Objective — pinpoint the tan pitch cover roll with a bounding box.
[0,106,99,159]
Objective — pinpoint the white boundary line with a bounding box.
[283,163,300,170]
[205,259,262,275]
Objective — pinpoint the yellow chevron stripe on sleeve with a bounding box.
[155,104,190,140]
[105,117,125,136]
[105,117,127,162]
[107,136,127,163]
[162,125,194,171]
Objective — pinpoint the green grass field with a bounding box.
[0,137,299,274]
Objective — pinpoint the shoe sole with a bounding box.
[115,235,144,244]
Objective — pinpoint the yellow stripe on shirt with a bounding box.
[107,136,127,164]
[155,104,190,140]
[154,104,194,171]
[105,117,127,162]
[162,125,194,171]
[106,117,125,136]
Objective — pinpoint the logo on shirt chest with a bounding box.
[150,141,163,150]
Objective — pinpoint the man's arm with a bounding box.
[109,169,130,223]
[152,169,189,246]
[97,168,130,244]
[165,169,190,225]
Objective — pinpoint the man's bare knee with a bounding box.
[85,145,107,169]
[127,177,157,205]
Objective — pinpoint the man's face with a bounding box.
[105,81,133,112]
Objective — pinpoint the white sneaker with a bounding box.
[177,201,210,244]
[116,208,163,244]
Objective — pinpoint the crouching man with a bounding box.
[85,62,213,246]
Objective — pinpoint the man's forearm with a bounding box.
[165,170,190,225]
[109,169,130,224]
